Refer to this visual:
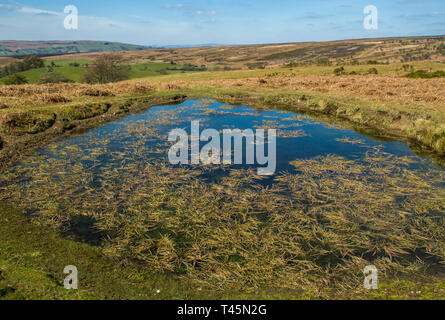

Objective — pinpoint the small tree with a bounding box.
[83,54,131,84]
[333,67,345,76]
[367,68,379,75]
[22,55,44,69]
[3,74,28,85]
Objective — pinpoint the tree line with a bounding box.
[0,55,44,78]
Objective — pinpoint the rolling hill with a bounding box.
[0,40,151,57]
[43,35,445,70]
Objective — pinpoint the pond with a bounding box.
[1,98,444,291]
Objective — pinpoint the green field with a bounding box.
[129,62,203,78]
[4,66,85,84]
[46,59,91,67]
[0,59,204,84]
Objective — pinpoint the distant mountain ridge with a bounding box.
[0,40,152,57]
[161,43,229,49]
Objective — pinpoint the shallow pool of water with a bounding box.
[34,99,441,174]
[1,98,444,290]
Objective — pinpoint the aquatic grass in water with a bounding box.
[0,99,444,292]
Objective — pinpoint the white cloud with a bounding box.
[200,18,217,23]
[163,3,216,19]
[0,3,60,16]
[164,4,184,9]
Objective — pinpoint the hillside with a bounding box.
[1,35,445,85]
[2,36,445,70]
[0,40,151,57]
[55,36,445,70]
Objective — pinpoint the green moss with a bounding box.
[61,103,111,121]
[367,280,445,300]
[116,100,133,114]
[0,259,94,300]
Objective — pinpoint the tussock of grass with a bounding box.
[0,111,55,135]
[61,103,111,121]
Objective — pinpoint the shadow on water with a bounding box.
[62,215,106,246]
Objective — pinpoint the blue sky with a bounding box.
[0,0,444,46]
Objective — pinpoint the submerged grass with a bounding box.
[0,202,235,300]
